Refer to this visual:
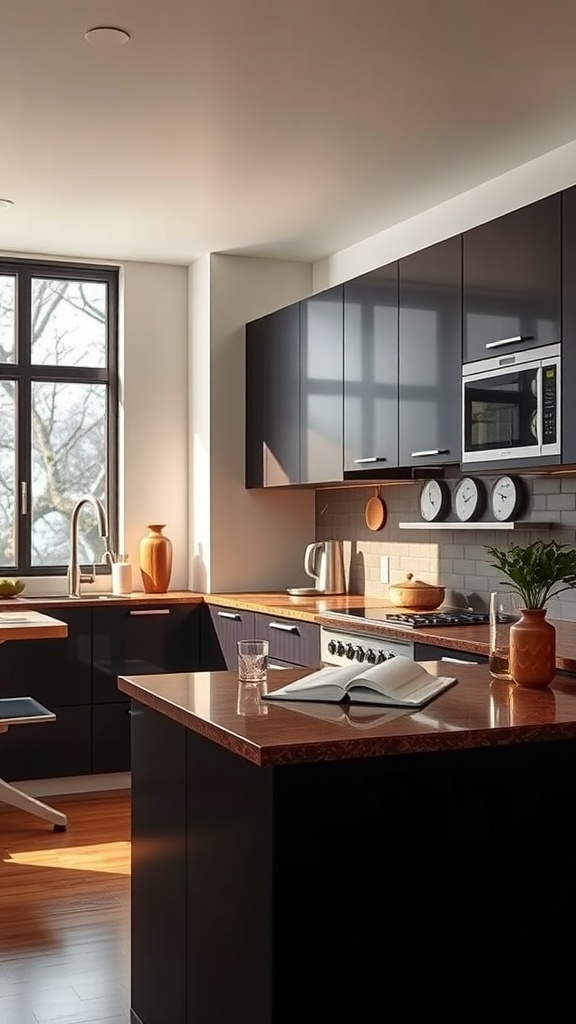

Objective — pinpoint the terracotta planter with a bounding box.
[509,607,556,689]
[139,524,173,594]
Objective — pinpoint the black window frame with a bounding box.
[0,256,119,576]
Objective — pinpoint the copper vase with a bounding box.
[139,524,173,594]
[509,608,556,689]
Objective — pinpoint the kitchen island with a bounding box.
[120,664,576,1023]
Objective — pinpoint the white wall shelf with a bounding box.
[398,521,552,530]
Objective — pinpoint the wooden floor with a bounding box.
[0,790,131,1024]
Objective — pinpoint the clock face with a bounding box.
[419,479,450,522]
[490,475,524,522]
[453,476,485,522]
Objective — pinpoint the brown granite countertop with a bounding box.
[0,590,204,610]
[118,663,576,767]
[3,587,574,674]
[204,591,576,673]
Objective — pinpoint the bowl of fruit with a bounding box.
[0,579,26,599]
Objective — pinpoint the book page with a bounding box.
[349,656,438,698]
[264,663,360,701]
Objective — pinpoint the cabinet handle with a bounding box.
[441,656,479,664]
[129,609,170,616]
[353,457,386,464]
[485,334,533,349]
[410,449,449,458]
[269,621,298,633]
[217,611,241,620]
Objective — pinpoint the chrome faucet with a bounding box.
[67,494,109,597]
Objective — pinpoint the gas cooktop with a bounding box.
[326,607,489,629]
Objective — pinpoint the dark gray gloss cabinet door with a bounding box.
[92,605,200,704]
[205,605,255,669]
[344,264,399,473]
[463,194,561,363]
[299,286,343,483]
[399,235,462,467]
[245,304,300,487]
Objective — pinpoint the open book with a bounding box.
[263,656,457,708]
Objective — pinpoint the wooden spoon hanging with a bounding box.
[364,487,387,531]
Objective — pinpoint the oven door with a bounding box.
[462,348,560,463]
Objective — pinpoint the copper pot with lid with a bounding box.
[388,573,445,611]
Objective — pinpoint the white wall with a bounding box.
[122,261,189,590]
[313,137,576,289]
[189,253,317,593]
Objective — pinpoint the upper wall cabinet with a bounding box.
[463,194,561,363]
[562,186,576,465]
[246,303,300,487]
[245,288,343,488]
[398,235,462,468]
[343,264,398,474]
[300,286,344,484]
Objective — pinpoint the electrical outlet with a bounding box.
[380,555,390,584]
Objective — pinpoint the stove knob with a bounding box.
[384,651,397,661]
[375,650,386,664]
[327,640,337,655]
[365,648,377,664]
[345,643,356,660]
[336,641,346,657]
[354,646,365,662]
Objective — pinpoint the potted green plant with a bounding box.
[485,539,576,688]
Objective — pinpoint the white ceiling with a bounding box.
[3,0,576,266]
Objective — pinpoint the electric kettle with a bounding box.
[304,540,346,595]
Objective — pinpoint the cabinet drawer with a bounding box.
[205,606,255,670]
[254,613,320,667]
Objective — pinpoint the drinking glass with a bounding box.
[489,591,521,680]
[237,639,269,683]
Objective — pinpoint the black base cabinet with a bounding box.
[0,602,201,782]
[130,706,576,1023]
[203,605,320,671]
[92,604,201,773]
[0,608,92,781]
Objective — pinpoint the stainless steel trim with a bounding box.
[129,609,170,616]
[536,365,543,447]
[485,334,533,349]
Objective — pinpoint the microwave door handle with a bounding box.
[535,366,543,447]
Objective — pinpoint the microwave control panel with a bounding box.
[542,363,557,443]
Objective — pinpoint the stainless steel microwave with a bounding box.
[462,343,561,464]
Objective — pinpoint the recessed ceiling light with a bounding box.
[85,26,131,47]
[0,198,14,208]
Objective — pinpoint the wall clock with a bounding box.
[490,475,525,522]
[419,479,450,522]
[453,476,486,522]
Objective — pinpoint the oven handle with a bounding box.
[485,334,534,349]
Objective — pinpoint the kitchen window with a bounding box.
[0,258,118,574]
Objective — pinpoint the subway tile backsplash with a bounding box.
[315,475,576,622]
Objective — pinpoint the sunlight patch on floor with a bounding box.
[3,841,131,874]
